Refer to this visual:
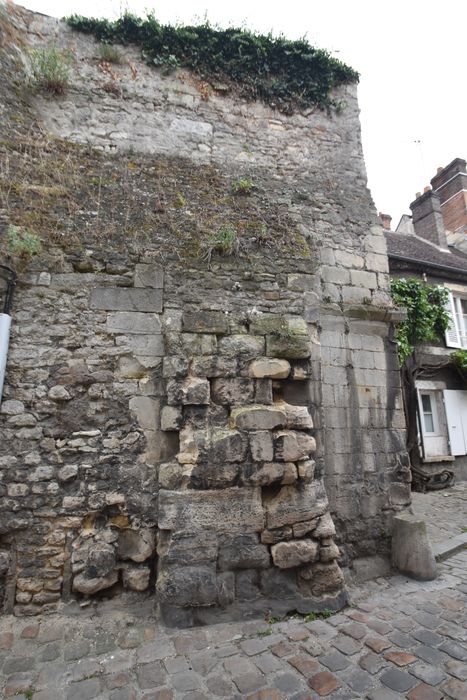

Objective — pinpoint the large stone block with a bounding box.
[158,531,218,565]
[157,564,218,606]
[281,403,313,430]
[158,488,264,533]
[211,378,255,406]
[218,535,270,570]
[106,312,161,334]
[118,529,155,563]
[117,334,164,356]
[245,461,297,486]
[249,358,291,379]
[182,311,228,334]
[134,264,164,288]
[90,288,163,312]
[264,481,328,529]
[167,377,210,405]
[392,513,437,581]
[266,335,311,359]
[189,462,240,489]
[230,405,286,431]
[249,431,274,462]
[298,560,345,597]
[204,429,248,463]
[271,539,319,568]
[217,334,265,358]
[274,431,316,461]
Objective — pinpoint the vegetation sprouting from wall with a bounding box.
[65,12,359,114]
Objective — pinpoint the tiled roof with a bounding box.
[386,231,467,275]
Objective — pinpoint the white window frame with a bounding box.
[445,288,467,349]
[417,391,441,436]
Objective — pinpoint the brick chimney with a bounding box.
[410,189,448,248]
[379,213,392,230]
[430,158,467,233]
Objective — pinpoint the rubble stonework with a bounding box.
[0,5,410,622]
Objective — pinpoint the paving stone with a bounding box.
[36,661,68,689]
[101,650,135,674]
[136,661,166,689]
[136,640,176,663]
[64,641,91,661]
[106,672,132,690]
[438,623,467,643]
[189,651,218,675]
[40,641,61,661]
[412,613,441,630]
[445,660,467,680]
[224,655,257,675]
[0,632,14,649]
[272,672,304,693]
[308,670,340,695]
[287,652,320,676]
[440,678,467,700]
[173,631,209,654]
[305,620,338,640]
[332,635,362,655]
[358,651,387,674]
[414,645,447,665]
[300,637,326,657]
[271,640,295,657]
[109,688,137,700]
[246,691,281,700]
[367,691,406,700]
[254,652,285,674]
[163,656,190,673]
[366,620,393,635]
[439,640,467,661]
[20,624,40,639]
[340,623,367,640]
[171,671,202,692]
[380,668,418,692]
[409,661,446,685]
[70,659,101,682]
[346,610,369,623]
[141,690,173,700]
[206,675,235,696]
[232,671,266,693]
[240,638,273,656]
[387,631,413,648]
[392,617,416,632]
[365,637,392,653]
[2,656,36,674]
[406,683,444,700]
[287,627,310,642]
[338,666,373,693]
[411,629,444,647]
[215,644,238,658]
[319,650,350,671]
[439,596,464,611]
[384,651,417,666]
[4,673,36,697]
[66,678,102,700]
[34,691,64,700]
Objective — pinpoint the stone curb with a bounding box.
[433,532,467,561]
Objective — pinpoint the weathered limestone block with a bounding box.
[116,333,164,356]
[189,462,240,489]
[122,566,151,591]
[264,482,328,529]
[249,358,291,379]
[118,529,155,563]
[182,310,228,334]
[218,535,270,570]
[158,531,218,565]
[249,431,274,462]
[274,431,316,461]
[129,396,159,432]
[0,400,25,415]
[158,462,184,489]
[157,565,218,606]
[218,572,235,607]
[204,429,248,463]
[298,561,345,597]
[211,378,255,406]
[134,263,164,289]
[218,334,265,358]
[166,332,217,356]
[297,460,315,482]
[230,405,286,431]
[271,539,319,568]
[167,377,210,405]
[90,287,163,312]
[48,385,71,401]
[178,427,202,464]
[266,335,310,359]
[106,312,161,334]
[261,526,293,544]
[260,568,299,598]
[392,513,437,581]
[191,355,238,378]
[246,462,297,486]
[73,570,119,595]
[0,550,10,575]
[281,402,313,430]
[158,488,264,533]
[320,543,340,562]
[161,405,183,431]
[314,512,336,538]
[255,378,273,405]
[293,519,319,538]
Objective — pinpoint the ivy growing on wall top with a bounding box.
[65,12,359,114]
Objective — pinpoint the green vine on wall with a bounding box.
[65,12,359,114]
[389,278,450,366]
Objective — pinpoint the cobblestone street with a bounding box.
[0,485,466,700]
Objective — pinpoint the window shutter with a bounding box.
[445,291,461,348]
[443,389,467,455]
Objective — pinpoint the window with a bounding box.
[421,394,435,432]
[445,291,467,348]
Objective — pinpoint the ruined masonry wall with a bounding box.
[0,7,410,622]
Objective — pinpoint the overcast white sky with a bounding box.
[18,0,467,226]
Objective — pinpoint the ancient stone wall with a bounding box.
[0,5,410,622]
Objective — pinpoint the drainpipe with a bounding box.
[0,265,16,404]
